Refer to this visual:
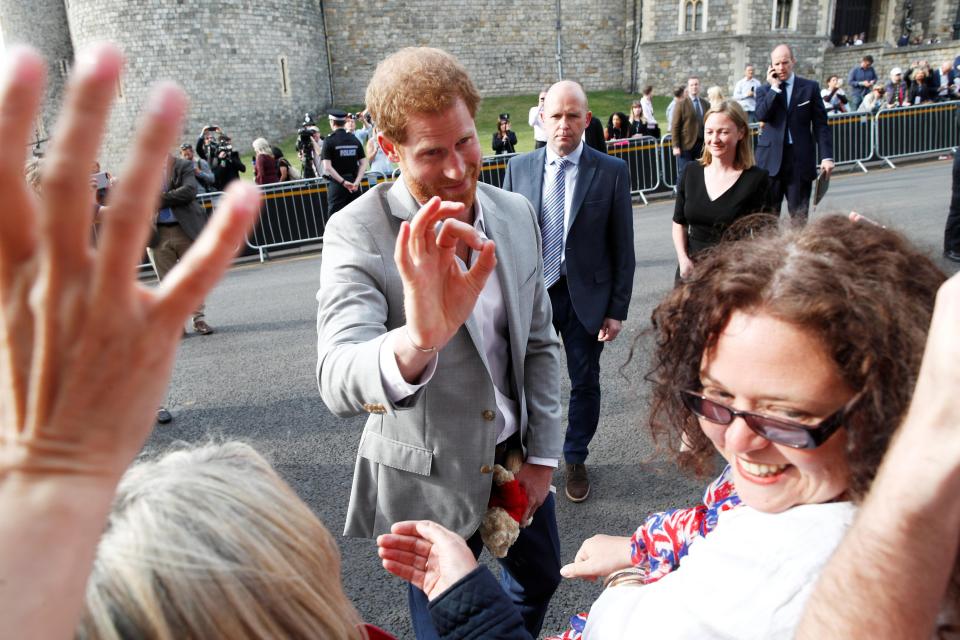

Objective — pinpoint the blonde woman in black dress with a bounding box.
[672,100,768,281]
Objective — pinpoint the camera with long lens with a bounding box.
[296,113,320,179]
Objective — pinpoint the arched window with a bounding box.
[683,0,704,32]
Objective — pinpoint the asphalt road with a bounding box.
[149,158,959,638]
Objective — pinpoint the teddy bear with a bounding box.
[480,450,529,558]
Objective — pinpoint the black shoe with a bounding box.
[192,319,214,335]
[565,463,590,502]
[945,249,960,264]
[156,407,173,424]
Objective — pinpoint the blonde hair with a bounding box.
[706,85,725,109]
[77,442,365,640]
[700,100,755,170]
[365,47,481,143]
[252,137,273,156]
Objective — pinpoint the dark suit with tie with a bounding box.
[756,74,833,221]
[503,143,635,468]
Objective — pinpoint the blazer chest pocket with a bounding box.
[797,100,810,108]
[358,431,433,476]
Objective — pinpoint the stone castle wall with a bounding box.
[5,0,959,172]
[321,0,631,105]
[65,0,331,172]
[0,0,74,141]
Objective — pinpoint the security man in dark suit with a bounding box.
[503,80,635,503]
[321,109,367,215]
[755,44,834,223]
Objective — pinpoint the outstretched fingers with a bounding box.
[151,181,260,329]
[39,43,124,270]
[0,47,45,268]
[95,82,187,289]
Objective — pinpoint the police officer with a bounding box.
[321,109,367,215]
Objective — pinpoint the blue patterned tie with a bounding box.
[541,157,568,288]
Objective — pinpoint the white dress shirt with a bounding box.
[542,141,584,273]
[528,105,547,142]
[378,181,557,467]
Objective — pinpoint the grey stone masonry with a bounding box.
[65,0,331,174]
[3,0,958,175]
[0,0,74,143]
[321,0,629,105]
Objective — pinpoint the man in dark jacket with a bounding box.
[150,154,213,335]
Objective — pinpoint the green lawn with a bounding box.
[268,90,673,177]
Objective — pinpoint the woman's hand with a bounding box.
[678,254,695,279]
[560,534,633,581]
[0,45,261,482]
[0,43,260,638]
[378,520,479,601]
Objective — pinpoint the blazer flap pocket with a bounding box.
[797,100,810,107]
[358,431,433,476]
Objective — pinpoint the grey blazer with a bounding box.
[316,179,562,539]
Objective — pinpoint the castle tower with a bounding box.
[65,0,331,172]
[0,0,74,147]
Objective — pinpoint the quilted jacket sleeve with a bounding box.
[428,567,532,639]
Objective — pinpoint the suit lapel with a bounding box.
[568,145,597,232]
[476,187,520,387]
[788,77,802,111]
[526,147,547,220]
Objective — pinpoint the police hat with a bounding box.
[328,109,348,122]
[499,112,510,121]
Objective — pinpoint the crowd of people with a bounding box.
[5,38,960,640]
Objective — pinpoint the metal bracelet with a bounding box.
[404,327,438,354]
[602,567,648,589]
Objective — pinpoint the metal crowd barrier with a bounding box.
[827,111,874,172]
[199,172,388,263]
[186,103,960,263]
[875,100,960,168]
[479,154,514,188]
[605,136,660,204]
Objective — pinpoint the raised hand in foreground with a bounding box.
[0,44,260,638]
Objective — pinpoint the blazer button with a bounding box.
[480,465,493,474]
[482,409,496,422]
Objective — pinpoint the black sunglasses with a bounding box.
[679,390,860,449]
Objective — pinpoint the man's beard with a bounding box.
[404,163,481,213]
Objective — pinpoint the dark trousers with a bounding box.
[549,277,604,464]
[766,144,812,223]
[407,493,561,638]
[326,179,360,216]
[676,140,703,186]
[946,152,960,253]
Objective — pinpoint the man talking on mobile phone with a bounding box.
[755,44,834,224]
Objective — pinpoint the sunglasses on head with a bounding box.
[679,390,861,449]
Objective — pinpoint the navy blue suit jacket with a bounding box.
[755,75,833,182]
[502,144,635,335]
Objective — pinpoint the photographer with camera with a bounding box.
[321,109,366,215]
[296,114,323,179]
[211,132,246,191]
[354,109,374,147]
[491,113,517,154]
[195,125,221,164]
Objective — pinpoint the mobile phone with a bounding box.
[92,171,110,190]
